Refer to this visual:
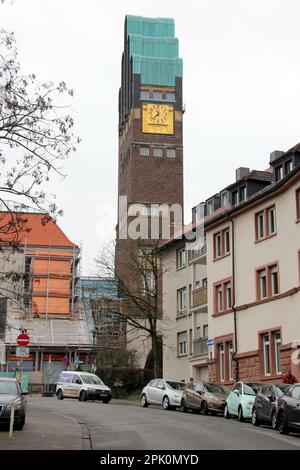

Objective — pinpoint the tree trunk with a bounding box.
[151,334,159,378]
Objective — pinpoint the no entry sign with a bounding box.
[16,333,30,347]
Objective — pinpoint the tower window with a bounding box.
[153,148,163,157]
[166,93,175,102]
[153,91,162,101]
[140,90,150,100]
[140,147,150,157]
[166,148,176,158]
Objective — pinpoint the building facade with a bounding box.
[206,145,300,384]
[0,212,92,386]
[162,237,209,381]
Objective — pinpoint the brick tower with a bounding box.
[116,15,184,368]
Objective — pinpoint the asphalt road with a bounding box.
[1,395,300,450]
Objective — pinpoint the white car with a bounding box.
[56,371,112,403]
[140,379,185,410]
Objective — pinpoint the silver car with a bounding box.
[140,379,185,410]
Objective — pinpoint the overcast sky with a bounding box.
[2,0,300,273]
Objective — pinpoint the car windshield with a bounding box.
[204,383,228,394]
[244,384,256,395]
[165,381,185,390]
[275,384,289,395]
[0,381,18,395]
[80,375,104,385]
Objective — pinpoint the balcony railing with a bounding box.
[192,286,207,308]
[187,243,207,263]
[193,337,208,357]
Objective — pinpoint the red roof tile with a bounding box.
[0,212,76,247]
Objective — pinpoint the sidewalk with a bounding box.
[0,402,84,450]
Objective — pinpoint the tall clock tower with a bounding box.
[117,15,184,228]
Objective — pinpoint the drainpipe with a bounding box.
[230,218,239,382]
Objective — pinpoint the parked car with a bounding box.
[276,383,300,434]
[0,377,28,430]
[252,383,290,429]
[56,371,112,403]
[181,382,230,415]
[140,379,185,410]
[224,382,263,421]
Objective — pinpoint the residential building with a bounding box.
[161,236,209,381]
[205,144,300,384]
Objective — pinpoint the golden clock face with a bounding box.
[142,103,174,134]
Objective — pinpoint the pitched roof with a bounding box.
[0,212,76,248]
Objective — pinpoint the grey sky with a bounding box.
[2,0,300,273]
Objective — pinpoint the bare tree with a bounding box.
[96,240,164,378]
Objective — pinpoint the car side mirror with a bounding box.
[234,390,239,396]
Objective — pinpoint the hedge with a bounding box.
[96,367,154,398]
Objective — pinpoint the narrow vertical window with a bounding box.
[217,285,223,312]
[270,265,279,296]
[225,282,232,310]
[257,212,265,239]
[219,344,225,382]
[274,331,281,375]
[228,342,233,381]
[263,334,270,376]
[268,207,276,235]
[224,229,230,254]
[258,269,267,299]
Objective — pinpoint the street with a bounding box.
[0,395,300,450]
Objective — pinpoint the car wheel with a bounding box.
[79,390,87,402]
[224,404,230,419]
[56,389,64,400]
[271,411,278,430]
[180,399,187,412]
[140,393,148,408]
[278,412,289,435]
[252,408,260,426]
[162,396,170,410]
[200,401,208,415]
[14,415,25,431]
[238,406,244,422]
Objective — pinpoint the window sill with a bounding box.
[213,253,231,262]
[177,354,188,358]
[176,266,186,272]
[212,308,233,318]
[257,374,282,382]
[296,218,300,224]
[255,232,277,244]
[176,312,188,320]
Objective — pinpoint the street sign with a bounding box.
[16,333,30,347]
[206,338,214,346]
[16,347,29,358]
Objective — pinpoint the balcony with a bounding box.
[192,337,208,357]
[192,286,207,311]
[187,242,207,265]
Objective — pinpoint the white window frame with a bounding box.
[224,229,230,254]
[177,247,186,269]
[219,344,225,382]
[177,287,187,314]
[225,282,232,310]
[166,148,176,158]
[270,266,279,296]
[140,146,149,157]
[274,332,281,375]
[165,92,175,102]
[153,147,163,157]
[178,332,187,356]
[263,334,270,376]
[153,91,162,101]
[259,269,267,299]
[228,342,233,381]
[268,207,276,235]
[257,212,265,239]
[140,90,150,100]
[217,285,223,313]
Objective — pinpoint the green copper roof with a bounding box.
[126,15,182,86]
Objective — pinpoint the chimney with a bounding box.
[236,167,250,181]
[270,150,284,163]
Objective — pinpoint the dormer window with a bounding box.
[285,160,293,175]
[207,201,213,215]
[275,165,283,181]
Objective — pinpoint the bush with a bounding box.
[96,367,154,398]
